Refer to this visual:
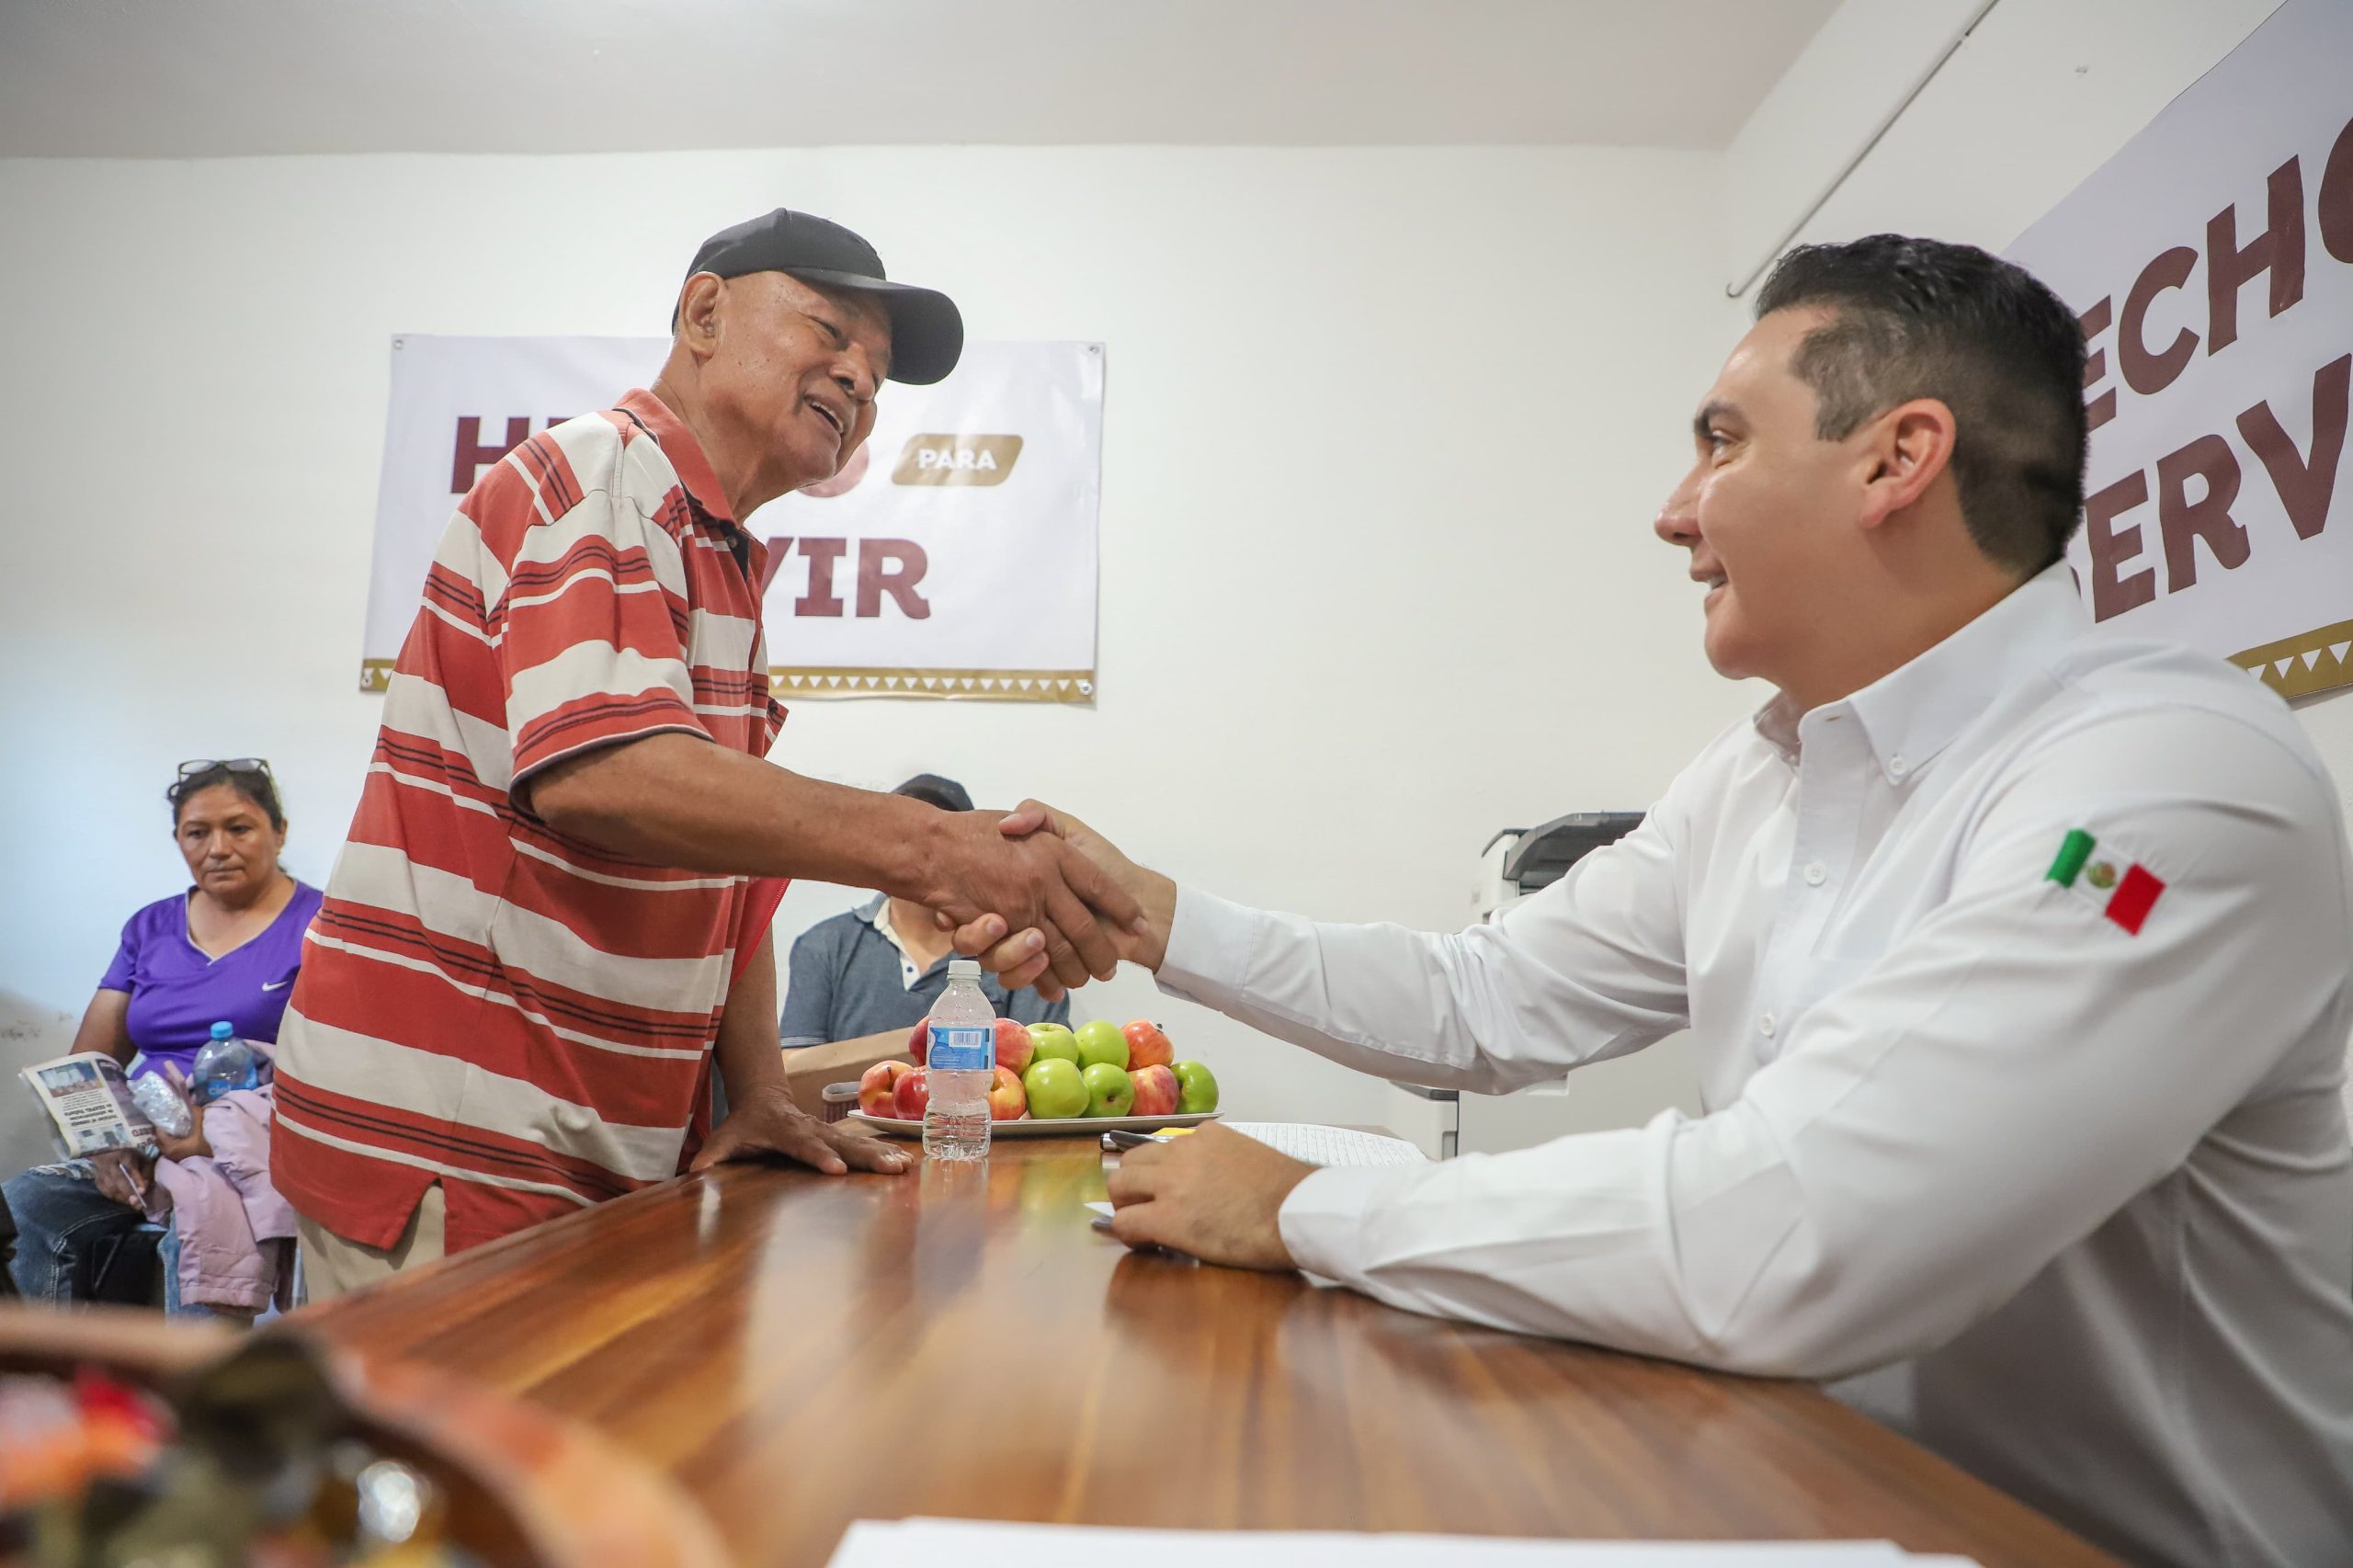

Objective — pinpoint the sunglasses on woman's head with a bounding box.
[177,757,272,779]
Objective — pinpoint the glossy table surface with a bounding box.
[296,1138,2120,1568]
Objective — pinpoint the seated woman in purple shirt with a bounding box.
[5,760,320,1315]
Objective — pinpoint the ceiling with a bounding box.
[0,0,1840,157]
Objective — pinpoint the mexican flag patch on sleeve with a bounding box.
[2045,828,2165,934]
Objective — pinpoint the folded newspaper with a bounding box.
[20,1053,154,1158]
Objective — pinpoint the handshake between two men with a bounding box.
[945,802,1314,1273]
[525,733,1328,1264]
[943,801,1171,994]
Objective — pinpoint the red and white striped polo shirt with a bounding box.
[272,388,787,1254]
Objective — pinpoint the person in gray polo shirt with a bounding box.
[781,776,1071,1058]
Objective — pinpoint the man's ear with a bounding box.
[1857,397,1958,531]
[674,273,726,363]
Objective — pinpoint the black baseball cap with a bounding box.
[893,774,974,813]
[677,208,964,385]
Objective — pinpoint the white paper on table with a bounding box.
[827,1518,1984,1566]
[1222,1121,1429,1166]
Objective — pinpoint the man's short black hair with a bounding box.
[1753,234,2088,575]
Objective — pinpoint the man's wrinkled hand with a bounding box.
[944,802,1174,1000]
[1103,1123,1314,1270]
[690,1085,913,1177]
[85,1148,153,1210]
[922,808,1148,993]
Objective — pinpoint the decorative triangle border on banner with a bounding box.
[357,660,1099,703]
[768,667,1097,704]
[2229,617,2353,700]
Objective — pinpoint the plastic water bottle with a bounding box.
[923,960,996,1162]
[130,1073,192,1139]
[190,1022,260,1106]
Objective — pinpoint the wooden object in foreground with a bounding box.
[298,1139,2120,1568]
[0,1303,727,1568]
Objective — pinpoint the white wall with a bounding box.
[0,144,1749,1132]
[1724,0,2353,807]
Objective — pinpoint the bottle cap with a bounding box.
[210,1021,233,1040]
[948,959,981,981]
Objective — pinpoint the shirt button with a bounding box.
[1888,755,1908,778]
[1758,1013,1778,1039]
[1803,861,1827,886]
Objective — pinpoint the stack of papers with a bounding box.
[1223,1121,1430,1166]
[829,1520,1984,1566]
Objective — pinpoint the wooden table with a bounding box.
[296,1139,2120,1568]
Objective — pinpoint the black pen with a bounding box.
[1099,1130,1163,1153]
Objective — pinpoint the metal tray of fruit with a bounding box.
[855,1018,1220,1137]
[847,1109,1222,1140]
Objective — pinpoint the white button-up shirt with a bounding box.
[1158,566,2353,1568]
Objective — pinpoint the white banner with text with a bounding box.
[361,335,1103,702]
[2006,0,2352,699]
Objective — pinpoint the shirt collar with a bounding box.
[1754,562,2086,781]
[861,894,921,963]
[613,387,737,528]
[860,895,953,989]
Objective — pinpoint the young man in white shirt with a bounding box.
[960,236,2353,1566]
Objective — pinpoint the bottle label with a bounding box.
[927,1024,994,1072]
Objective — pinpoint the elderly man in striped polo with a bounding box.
[274,210,1139,1294]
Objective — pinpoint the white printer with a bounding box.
[1392,811,1699,1159]
[1477,812,1649,919]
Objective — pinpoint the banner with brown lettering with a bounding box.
[359,335,1103,702]
[2006,0,2351,699]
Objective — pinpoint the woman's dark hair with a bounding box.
[1753,234,2089,575]
[168,763,286,832]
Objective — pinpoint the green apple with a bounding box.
[1028,1023,1081,1066]
[1074,1018,1130,1072]
[1022,1057,1089,1119]
[1170,1061,1219,1114]
[1080,1062,1135,1118]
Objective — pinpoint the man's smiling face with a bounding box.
[1654,306,1873,689]
[699,271,893,502]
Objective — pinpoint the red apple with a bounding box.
[905,1018,928,1066]
[1130,1063,1179,1118]
[1121,1019,1174,1071]
[987,1064,1027,1120]
[994,1017,1034,1075]
[858,1060,914,1116]
[892,1067,930,1121]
